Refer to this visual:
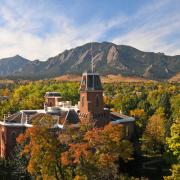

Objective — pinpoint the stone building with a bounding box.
[0,72,135,158]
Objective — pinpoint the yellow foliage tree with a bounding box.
[141,113,165,154]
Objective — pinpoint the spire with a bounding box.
[80,42,103,91]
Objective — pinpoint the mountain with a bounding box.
[0,55,30,76]
[0,42,180,80]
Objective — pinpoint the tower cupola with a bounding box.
[80,72,103,91]
[79,72,110,126]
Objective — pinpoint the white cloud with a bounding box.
[0,0,179,61]
[0,0,126,60]
[112,0,180,55]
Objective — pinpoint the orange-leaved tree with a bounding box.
[17,114,66,180]
[61,123,133,179]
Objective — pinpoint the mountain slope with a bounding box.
[0,42,180,80]
[0,55,30,76]
[168,73,180,82]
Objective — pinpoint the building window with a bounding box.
[82,96,84,107]
[96,95,100,107]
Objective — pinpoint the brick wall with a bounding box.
[0,125,25,158]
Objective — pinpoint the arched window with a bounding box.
[96,95,100,107]
[82,96,84,107]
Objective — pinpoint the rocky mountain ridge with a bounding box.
[0,42,179,80]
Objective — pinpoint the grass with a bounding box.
[54,74,152,83]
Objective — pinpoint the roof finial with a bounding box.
[91,42,94,73]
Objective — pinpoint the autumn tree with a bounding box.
[130,109,147,137]
[17,115,66,180]
[170,94,180,120]
[141,110,166,154]
[164,164,180,180]
[2,88,10,97]
[61,123,133,179]
[166,119,180,162]
[85,123,133,179]
[112,94,138,114]
[165,122,180,180]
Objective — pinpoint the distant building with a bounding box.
[0,72,135,158]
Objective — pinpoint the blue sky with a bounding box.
[0,0,180,60]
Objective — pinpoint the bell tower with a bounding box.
[78,72,110,126]
[78,42,110,126]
